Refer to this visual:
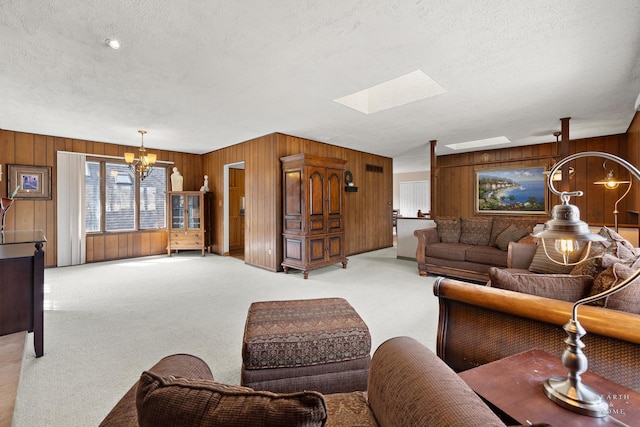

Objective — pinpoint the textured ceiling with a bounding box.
[1,1,639,173]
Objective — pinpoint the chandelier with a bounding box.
[124,130,157,180]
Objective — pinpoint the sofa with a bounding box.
[100,336,527,427]
[414,216,539,282]
[434,277,640,394]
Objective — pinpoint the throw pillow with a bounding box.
[603,263,640,314]
[459,217,493,246]
[598,226,640,260]
[489,218,537,246]
[488,267,593,302]
[528,239,585,274]
[587,266,617,306]
[136,371,327,427]
[494,224,530,251]
[434,216,461,243]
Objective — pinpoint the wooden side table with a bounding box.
[459,349,640,426]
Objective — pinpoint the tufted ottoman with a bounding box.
[241,297,371,394]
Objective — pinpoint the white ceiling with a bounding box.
[1,1,639,173]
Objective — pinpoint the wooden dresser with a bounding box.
[281,153,348,278]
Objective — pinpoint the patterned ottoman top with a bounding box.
[243,298,371,370]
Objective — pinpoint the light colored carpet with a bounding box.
[13,247,438,426]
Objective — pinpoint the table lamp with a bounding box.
[532,151,640,417]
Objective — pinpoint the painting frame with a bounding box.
[475,165,548,215]
[8,164,52,200]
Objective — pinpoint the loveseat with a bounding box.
[100,336,517,426]
[414,216,538,281]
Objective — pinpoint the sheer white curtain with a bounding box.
[57,152,86,266]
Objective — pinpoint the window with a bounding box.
[85,160,167,232]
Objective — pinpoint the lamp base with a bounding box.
[544,376,609,417]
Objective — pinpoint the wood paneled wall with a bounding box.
[435,132,639,228]
[0,129,201,267]
[624,111,640,213]
[201,132,394,272]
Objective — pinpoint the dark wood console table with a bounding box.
[0,229,46,357]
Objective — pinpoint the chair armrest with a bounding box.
[367,337,505,426]
[99,354,214,427]
[506,241,537,269]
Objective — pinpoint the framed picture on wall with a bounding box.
[475,165,548,215]
[8,164,52,200]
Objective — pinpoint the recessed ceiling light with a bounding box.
[105,39,121,50]
[334,70,446,115]
[445,136,511,151]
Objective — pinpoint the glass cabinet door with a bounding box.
[187,194,201,229]
[171,194,185,229]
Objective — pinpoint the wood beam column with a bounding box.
[430,140,437,216]
[560,117,571,192]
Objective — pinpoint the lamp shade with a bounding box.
[532,198,605,243]
[124,152,135,164]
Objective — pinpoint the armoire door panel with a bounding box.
[308,168,325,217]
[309,217,324,232]
[285,219,303,232]
[308,237,326,262]
[284,171,303,216]
[327,235,343,259]
[327,218,342,232]
[327,169,343,216]
[284,237,303,262]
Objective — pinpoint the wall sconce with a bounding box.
[345,170,358,192]
[532,151,640,417]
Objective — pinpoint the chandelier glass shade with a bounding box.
[124,130,157,180]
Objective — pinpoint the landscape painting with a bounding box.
[475,166,548,215]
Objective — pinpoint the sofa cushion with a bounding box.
[465,245,509,268]
[425,242,471,262]
[604,263,640,314]
[488,267,593,302]
[494,224,530,251]
[434,216,460,243]
[323,392,377,427]
[459,217,493,246]
[136,371,327,427]
[528,240,585,274]
[489,217,538,246]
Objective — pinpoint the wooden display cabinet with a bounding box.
[281,153,348,278]
[167,191,212,256]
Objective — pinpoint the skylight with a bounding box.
[334,70,446,114]
[445,136,511,151]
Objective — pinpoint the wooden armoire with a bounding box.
[281,153,348,279]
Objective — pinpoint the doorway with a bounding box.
[223,162,245,260]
